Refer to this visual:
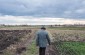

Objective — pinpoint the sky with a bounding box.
[0,0,85,25]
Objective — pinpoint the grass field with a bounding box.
[53,41,85,55]
[50,27,85,55]
[49,27,85,30]
[0,26,85,55]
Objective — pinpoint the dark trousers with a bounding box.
[39,47,46,55]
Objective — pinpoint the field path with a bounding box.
[20,30,36,55]
[21,30,54,55]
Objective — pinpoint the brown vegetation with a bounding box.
[0,30,32,55]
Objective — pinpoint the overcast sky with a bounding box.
[0,0,85,25]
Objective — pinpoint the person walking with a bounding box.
[36,26,51,55]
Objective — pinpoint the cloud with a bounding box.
[0,16,85,25]
[75,9,85,13]
[0,0,85,19]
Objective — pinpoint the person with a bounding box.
[36,26,51,55]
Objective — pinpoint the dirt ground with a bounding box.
[0,27,85,55]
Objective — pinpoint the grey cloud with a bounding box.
[0,0,85,19]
